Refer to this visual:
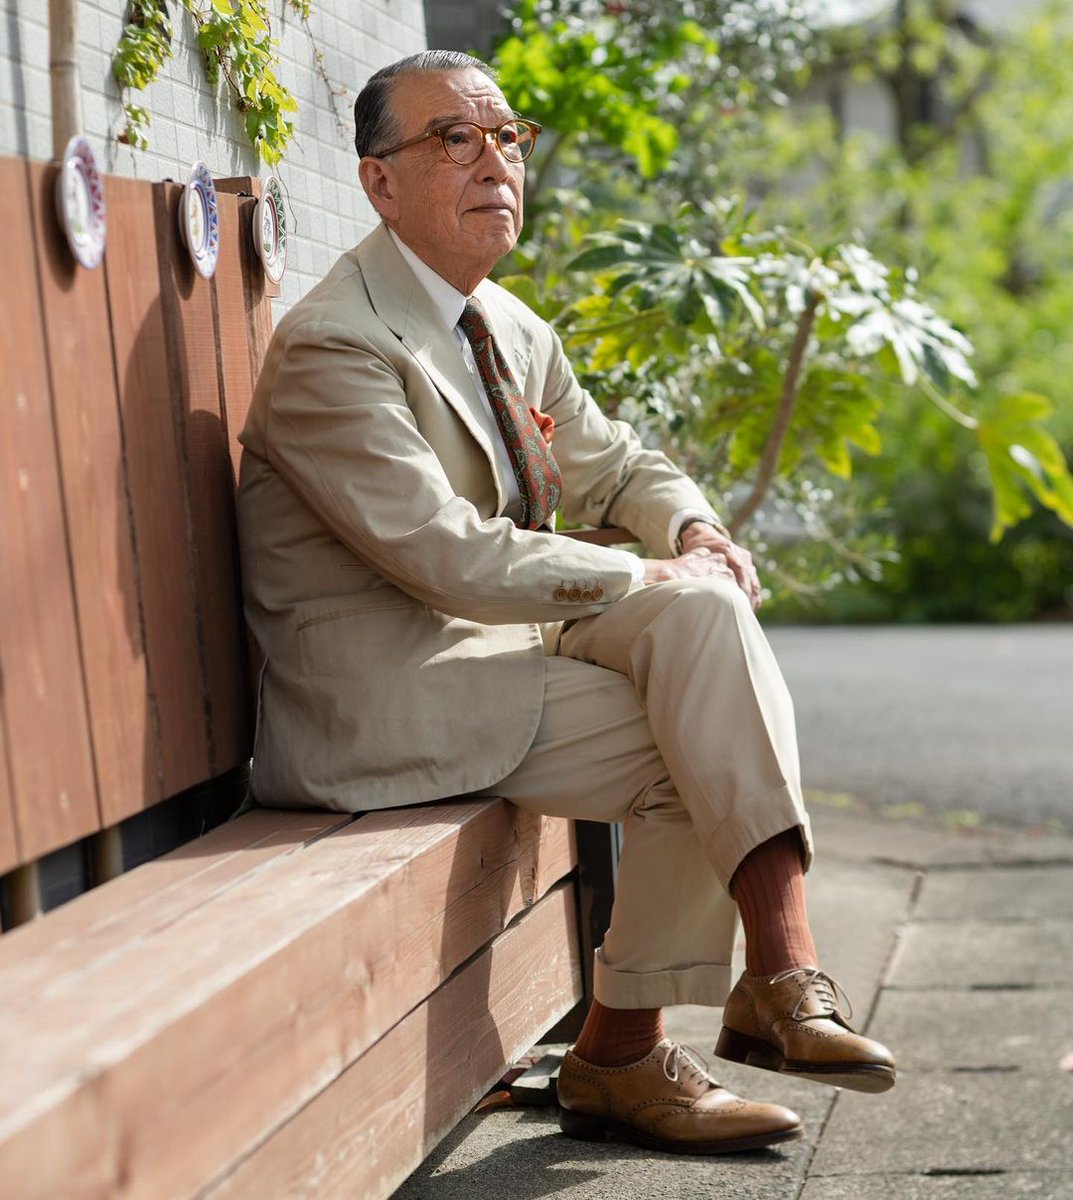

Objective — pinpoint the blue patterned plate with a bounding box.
[179,161,220,279]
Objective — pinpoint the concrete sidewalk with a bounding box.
[393,804,1073,1199]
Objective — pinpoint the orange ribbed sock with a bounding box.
[572,1000,664,1067]
[730,828,817,977]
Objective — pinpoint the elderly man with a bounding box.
[236,49,895,1155]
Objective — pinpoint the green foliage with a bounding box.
[496,0,819,193]
[113,0,174,149]
[759,1,1073,616]
[552,209,987,532]
[493,0,1073,615]
[187,0,299,165]
[977,395,1073,539]
[495,1,689,182]
[112,0,305,165]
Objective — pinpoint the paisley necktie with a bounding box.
[458,297,562,530]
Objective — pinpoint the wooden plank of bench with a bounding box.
[0,801,574,1200]
[156,181,253,778]
[0,157,99,861]
[0,808,352,1008]
[27,160,153,828]
[206,879,582,1200]
[105,175,210,799]
[559,526,636,546]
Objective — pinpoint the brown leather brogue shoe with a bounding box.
[715,967,896,1093]
[557,1039,803,1155]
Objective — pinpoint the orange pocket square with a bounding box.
[530,407,555,445]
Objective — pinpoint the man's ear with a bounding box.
[359,157,400,221]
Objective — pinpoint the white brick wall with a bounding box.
[0,0,427,311]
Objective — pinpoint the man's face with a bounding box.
[360,69,525,293]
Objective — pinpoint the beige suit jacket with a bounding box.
[237,223,712,812]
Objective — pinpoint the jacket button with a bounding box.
[592,587,604,601]
[580,589,593,602]
[568,587,581,601]
[554,587,569,601]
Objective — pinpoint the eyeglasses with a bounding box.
[373,118,542,165]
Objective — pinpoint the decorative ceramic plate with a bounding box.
[54,135,107,270]
[178,161,220,279]
[254,174,287,283]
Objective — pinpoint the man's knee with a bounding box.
[647,575,754,627]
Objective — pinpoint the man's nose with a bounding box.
[475,134,515,180]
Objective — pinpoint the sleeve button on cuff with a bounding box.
[554,587,569,601]
[568,588,581,601]
[592,587,604,601]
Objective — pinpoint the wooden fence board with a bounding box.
[0,803,575,1199]
[215,180,276,403]
[28,161,155,828]
[156,182,252,777]
[0,719,17,876]
[0,158,99,861]
[212,193,258,482]
[104,175,209,798]
[207,882,582,1200]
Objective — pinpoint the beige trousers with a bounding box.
[484,576,813,1010]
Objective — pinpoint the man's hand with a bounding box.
[639,522,763,611]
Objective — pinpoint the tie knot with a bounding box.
[459,297,491,343]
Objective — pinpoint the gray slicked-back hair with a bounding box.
[353,51,498,159]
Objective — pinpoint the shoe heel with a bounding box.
[559,1107,608,1142]
[715,1026,782,1072]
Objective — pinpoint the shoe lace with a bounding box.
[769,966,853,1023]
[662,1042,714,1086]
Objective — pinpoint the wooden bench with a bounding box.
[0,155,592,1198]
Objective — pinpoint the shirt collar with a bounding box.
[388,228,469,331]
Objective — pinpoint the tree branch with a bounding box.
[728,294,822,537]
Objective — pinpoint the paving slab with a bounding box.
[809,806,1073,868]
[913,866,1073,921]
[391,1099,818,1200]
[800,1172,1073,1199]
[809,1074,1073,1176]
[805,857,917,1005]
[887,922,1073,989]
[869,987,1073,1074]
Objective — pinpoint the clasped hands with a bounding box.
[640,522,763,611]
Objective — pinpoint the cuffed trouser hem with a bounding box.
[593,953,735,1009]
[704,785,815,885]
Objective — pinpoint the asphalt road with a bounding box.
[765,624,1072,831]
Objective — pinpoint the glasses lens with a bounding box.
[498,121,535,162]
[441,124,483,164]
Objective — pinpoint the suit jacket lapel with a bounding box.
[357,225,508,507]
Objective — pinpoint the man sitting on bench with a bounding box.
[236,49,896,1157]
